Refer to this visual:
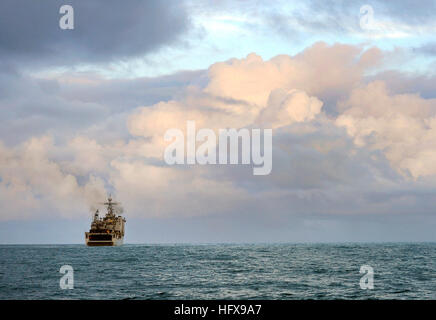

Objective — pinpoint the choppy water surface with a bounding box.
[0,243,435,299]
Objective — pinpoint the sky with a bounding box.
[1,0,436,243]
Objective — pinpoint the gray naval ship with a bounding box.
[85,196,126,246]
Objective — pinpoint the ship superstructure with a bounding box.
[85,196,126,246]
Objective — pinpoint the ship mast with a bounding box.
[103,194,119,216]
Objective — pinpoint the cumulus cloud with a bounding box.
[110,160,252,218]
[336,81,436,178]
[1,42,436,223]
[205,44,383,110]
[0,69,204,144]
[127,43,382,147]
[257,89,323,128]
[0,136,106,220]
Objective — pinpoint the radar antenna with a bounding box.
[101,194,121,216]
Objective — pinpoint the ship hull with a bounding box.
[85,232,123,246]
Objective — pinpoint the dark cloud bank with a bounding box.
[0,0,190,68]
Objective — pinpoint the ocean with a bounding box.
[0,243,435,300]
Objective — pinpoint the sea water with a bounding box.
[0,243,435,299]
